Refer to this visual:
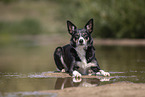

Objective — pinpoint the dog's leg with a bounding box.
[91,66,110,76]
[72,70,82,78]
[99,70,110,76]
[68,61,82,78]
[54,47,67,72]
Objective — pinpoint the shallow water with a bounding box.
[0,43,145,97]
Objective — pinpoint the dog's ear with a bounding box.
[67,20,77,35]
[84,19,93,34]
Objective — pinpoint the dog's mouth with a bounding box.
[77,38,86,46]
[77,42,87,47]
[78,43,85,46]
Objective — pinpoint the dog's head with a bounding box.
[67,19,93,48]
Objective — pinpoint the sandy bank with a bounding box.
[41,82,145,97]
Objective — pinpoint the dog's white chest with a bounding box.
[75,46,86,63]
[76,46,87,63]
[75,46,95,74]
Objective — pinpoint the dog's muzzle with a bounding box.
[79,39,84,44]
[78,37,86,46]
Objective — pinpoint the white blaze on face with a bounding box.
[79,36,85,44]
[77,33,87,46]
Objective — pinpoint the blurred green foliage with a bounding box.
[0,0,17,4]
[0,19,42,35]
[58,0,145,38]
[0,0,145,39]
[0,19,42,45]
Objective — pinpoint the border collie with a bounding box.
[54,19,110,77]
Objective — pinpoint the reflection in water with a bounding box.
[0,71,145,96]
[55,78,100,90]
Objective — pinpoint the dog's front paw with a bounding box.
[73,77,82,83]
[72,71,82,78]
[99,70,110,76]
[61,69,65,72]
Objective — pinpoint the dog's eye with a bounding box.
[74,35,79,40]
[75,35,79,38]
[72,35,79,42]
[84,34,88,37]
[85,36,89,41]
[73,36,79,42]
[73,38,76,42]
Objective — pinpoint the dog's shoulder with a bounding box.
[70,47,78,56]
[63,44,77,56]
[86,46,95,53]
[86,46,96,63]
[62,44,71,49]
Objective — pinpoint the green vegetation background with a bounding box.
[0,0,145,44]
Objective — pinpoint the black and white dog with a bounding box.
[54,19,110,77]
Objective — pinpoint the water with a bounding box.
[0,42,145,97]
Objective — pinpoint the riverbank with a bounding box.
[34,34,145,46]
[10,34,145,46]
[41,82,145,97]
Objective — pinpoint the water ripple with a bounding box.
[4,91,57,97]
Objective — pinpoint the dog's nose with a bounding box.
[79,39,83,44]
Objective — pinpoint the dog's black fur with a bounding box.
[54,19,110,77]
